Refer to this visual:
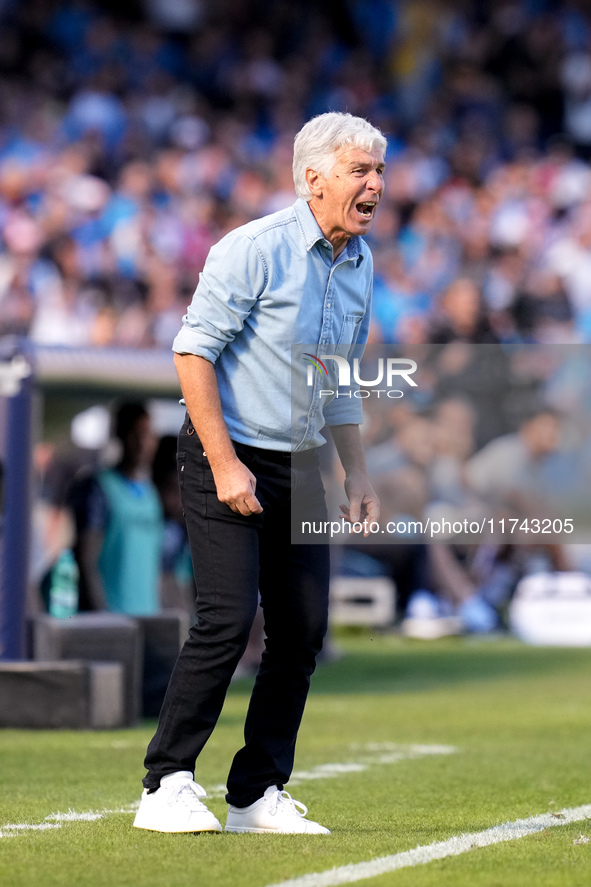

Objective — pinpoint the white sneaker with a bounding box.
[225,786,330,834]
[133,771,222,833]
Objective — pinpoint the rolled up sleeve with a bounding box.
[322,398,364,426]
[172,232,267,360]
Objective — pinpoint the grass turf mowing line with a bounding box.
[0,743,458,836]
[0,636,590,887]
[205,744,458,798]
[264,803,591,886]
[0,744,458,838]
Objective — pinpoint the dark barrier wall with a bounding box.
[0,339,33,660]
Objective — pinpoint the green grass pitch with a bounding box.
[1,634,590,887]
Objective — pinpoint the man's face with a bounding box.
[308,146,385,249]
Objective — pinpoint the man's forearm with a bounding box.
[174,352,237,471]
[329,423,368,477]
[329,423,380,529]
[173,352,262,516]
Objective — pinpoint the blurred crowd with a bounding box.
[5,0,591,639]
[2,0,591,347]
[335,341,591,635]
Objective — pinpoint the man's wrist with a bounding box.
[208,450,240,473]
[344,465,369,480]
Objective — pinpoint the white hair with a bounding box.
[293,112,387,201]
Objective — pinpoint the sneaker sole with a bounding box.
[134,821,223,833]
[225,825,330,835]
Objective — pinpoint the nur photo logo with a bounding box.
[304,352,418,398]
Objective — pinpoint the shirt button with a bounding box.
[327,302,332,308]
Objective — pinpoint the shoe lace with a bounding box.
[267,789,308,819]
[169,781,208,812]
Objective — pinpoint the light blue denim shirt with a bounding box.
[172,198,373,451]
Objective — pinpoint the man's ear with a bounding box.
[305,167,324,198]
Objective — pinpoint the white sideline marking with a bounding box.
[0,805,138,838]
[46,811,104,822]
[0,823,61,836]
[206,744,458,797]
[291,744,456,786]
[0,744,457,838]
[265,804,591,887]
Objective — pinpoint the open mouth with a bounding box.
[356,202,376,219]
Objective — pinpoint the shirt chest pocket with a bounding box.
[337,313,364,345]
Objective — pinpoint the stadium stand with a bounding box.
[3,0,591,678]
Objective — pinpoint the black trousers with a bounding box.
[143,414,330,807]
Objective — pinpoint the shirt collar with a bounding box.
[293,198,365,266]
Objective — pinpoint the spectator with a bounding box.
[464,406,562,513]
[429,278,499,344]
[151,433,193,615]
[69,401,164,614]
